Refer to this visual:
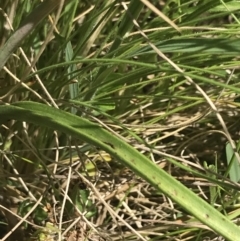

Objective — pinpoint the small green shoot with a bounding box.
[66,184,97,219]
[203,161,218,205]
[225,142,240,183]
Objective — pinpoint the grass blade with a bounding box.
[0,101,239,241]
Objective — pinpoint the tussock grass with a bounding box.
[1,0,240,240]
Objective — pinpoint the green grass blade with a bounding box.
[109,0,143,52]
[226,142,240,183]
[138,38,240,54]
[65,41,78,114]
[0,101,240,241]
[83,0,144,101]
[0,0,62,71]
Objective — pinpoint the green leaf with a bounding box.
[0,0,62,71]
[136,38,240,54]
[66,185,97,218]
[226,142,240,183]
[0,101,240,241]
[210,2,240,12]
[18,200,48,226]
[65,40,78,114]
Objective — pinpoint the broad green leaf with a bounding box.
[0,101,240,241]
